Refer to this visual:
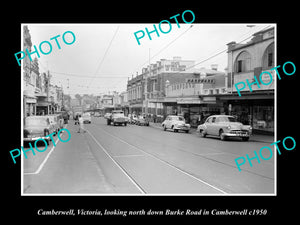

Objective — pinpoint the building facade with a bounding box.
[222,27,275,134]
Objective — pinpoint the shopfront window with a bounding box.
[253,105,274,132]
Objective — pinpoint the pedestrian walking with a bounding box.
[78,115,86,133]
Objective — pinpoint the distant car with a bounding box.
[56,111,69,124]
[23,116,56,144]
[197,115,252,141]
[128,114,138,124]
[48,114,64,134]
[162,115,190,133]
[94,112,101,117]
[136,116,149,126]
[104,113,112,119]
[82,112,91,123]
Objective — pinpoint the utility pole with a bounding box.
[144,48,150,114]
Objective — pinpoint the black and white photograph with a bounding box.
[20,23,276,195]
[4,4,298,222]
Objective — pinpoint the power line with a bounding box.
[50,71,128,78]
[86,26,120,89]
[178,25,273,73]
[134,25,194,74]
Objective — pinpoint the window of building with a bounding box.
[235,51,251,73]
[262,42,274,69]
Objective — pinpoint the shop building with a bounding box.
[223,27,275,134]
[161,70,227,127]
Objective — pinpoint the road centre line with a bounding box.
[23,126,67,175]
[95,125,227,194]
[85,129,146,194]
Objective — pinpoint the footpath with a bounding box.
[148,122,274,143]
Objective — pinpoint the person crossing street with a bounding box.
[77,114,86,133]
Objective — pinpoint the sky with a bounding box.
[25,23,273,97]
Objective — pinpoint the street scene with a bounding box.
[22,24,275,195]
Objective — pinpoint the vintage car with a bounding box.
[162,115,191,133]
[136,115,149,126]
[197,115,252,141]
[23,116,56,144]
[48,114,64,134]
[128,114,138,124]
[82,112,92,123]
[56,111,69,124]
[94,112,101,117]
[107,110,128,126]
[104,113,112,119]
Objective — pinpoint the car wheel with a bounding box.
[219,129,226,141]
[200,130,206,137]
[163,125,166,131]
[185,130,189,133]
[171,125,175,132]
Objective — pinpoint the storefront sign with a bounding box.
[186,78,215,83]
[177,98,201,104]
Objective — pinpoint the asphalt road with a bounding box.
[23,117,275,195]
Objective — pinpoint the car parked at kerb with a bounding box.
[136,115,149,126]
[162,115,190,133]
[48,114,64,134]
[197,115,252,141]
[23,116,56,144]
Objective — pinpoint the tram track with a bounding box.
[86,122,227,194]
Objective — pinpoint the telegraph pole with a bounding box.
[144,48,150,114]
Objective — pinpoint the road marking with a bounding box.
[23,138,60,175]
[114,154,145,158]
[23,125,68,175]
[97,126,227,194]
[86,129,146,194]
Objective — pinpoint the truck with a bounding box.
[107,110,128,126]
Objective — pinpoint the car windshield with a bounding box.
[25,117,48,126]
[114,113,124,116]
[218,116,237,123]
[172,116,184,121]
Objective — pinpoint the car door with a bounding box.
[207,116,218,135]
[204,117,213,135]
[165,116,172,128]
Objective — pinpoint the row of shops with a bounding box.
[124,90,274,134]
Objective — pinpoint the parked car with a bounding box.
[56,111,69,124]
[104,113,112,119]
[94,112,101,117]
[136,115,149,126]
[162,115,191,133]
[197,115,252,141]
[107,110,128,126]
[48,114,64,134]
[23,116,56,144]
[82,112,92,123]
[128,114,138,124]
